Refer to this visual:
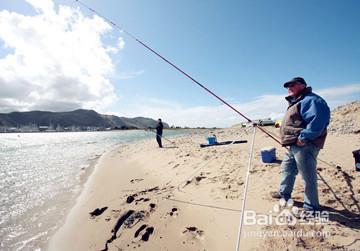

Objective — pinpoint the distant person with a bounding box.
[271,77,330,212]
[156,118,163,148]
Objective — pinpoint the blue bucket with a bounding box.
[260,147,276,163]
[353,149,360,171]
[207,136,216,145]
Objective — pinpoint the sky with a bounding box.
[0,0,359,127]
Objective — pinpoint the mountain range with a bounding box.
[0,109,169,129]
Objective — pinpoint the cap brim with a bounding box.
[283,81,295,88]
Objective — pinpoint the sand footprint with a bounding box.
[89,206,108,219]
[182,226,205,240]
[130,178,144,183]
[168,207,179,217]
[134,225,155,241]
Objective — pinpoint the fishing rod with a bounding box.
[144,128,176,145]
[74,0,283,147]
[71,8,282,248]
[70,5,345,251]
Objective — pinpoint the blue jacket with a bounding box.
[280,87,330,148]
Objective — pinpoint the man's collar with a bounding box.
[285,87,312,104]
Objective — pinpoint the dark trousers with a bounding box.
[156,135,162,148]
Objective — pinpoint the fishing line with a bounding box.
[235,126,256,251]
[166,197,241,212]
[74,0,283,147]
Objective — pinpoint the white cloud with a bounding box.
[113,84,360,128]
[0,0,124,112]
[112,95,286,128]
[105,37,125,54]
[117,37,125,50]
[317,84,360,108]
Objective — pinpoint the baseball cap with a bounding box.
[283,77,307,88]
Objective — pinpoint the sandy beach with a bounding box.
[48,103,360,251]
[1,1,360,250]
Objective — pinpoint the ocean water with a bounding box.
[0,130,184,251]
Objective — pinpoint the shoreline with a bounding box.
[40,147,107,250]
[47,137,170,250]
[48,128,360,251]
[40,130,187,250]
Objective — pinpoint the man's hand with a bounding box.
[296,139,305,147]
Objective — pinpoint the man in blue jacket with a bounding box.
[271,77,330,212]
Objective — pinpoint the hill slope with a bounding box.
[328,101,360,134]
[0,109,169,129]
